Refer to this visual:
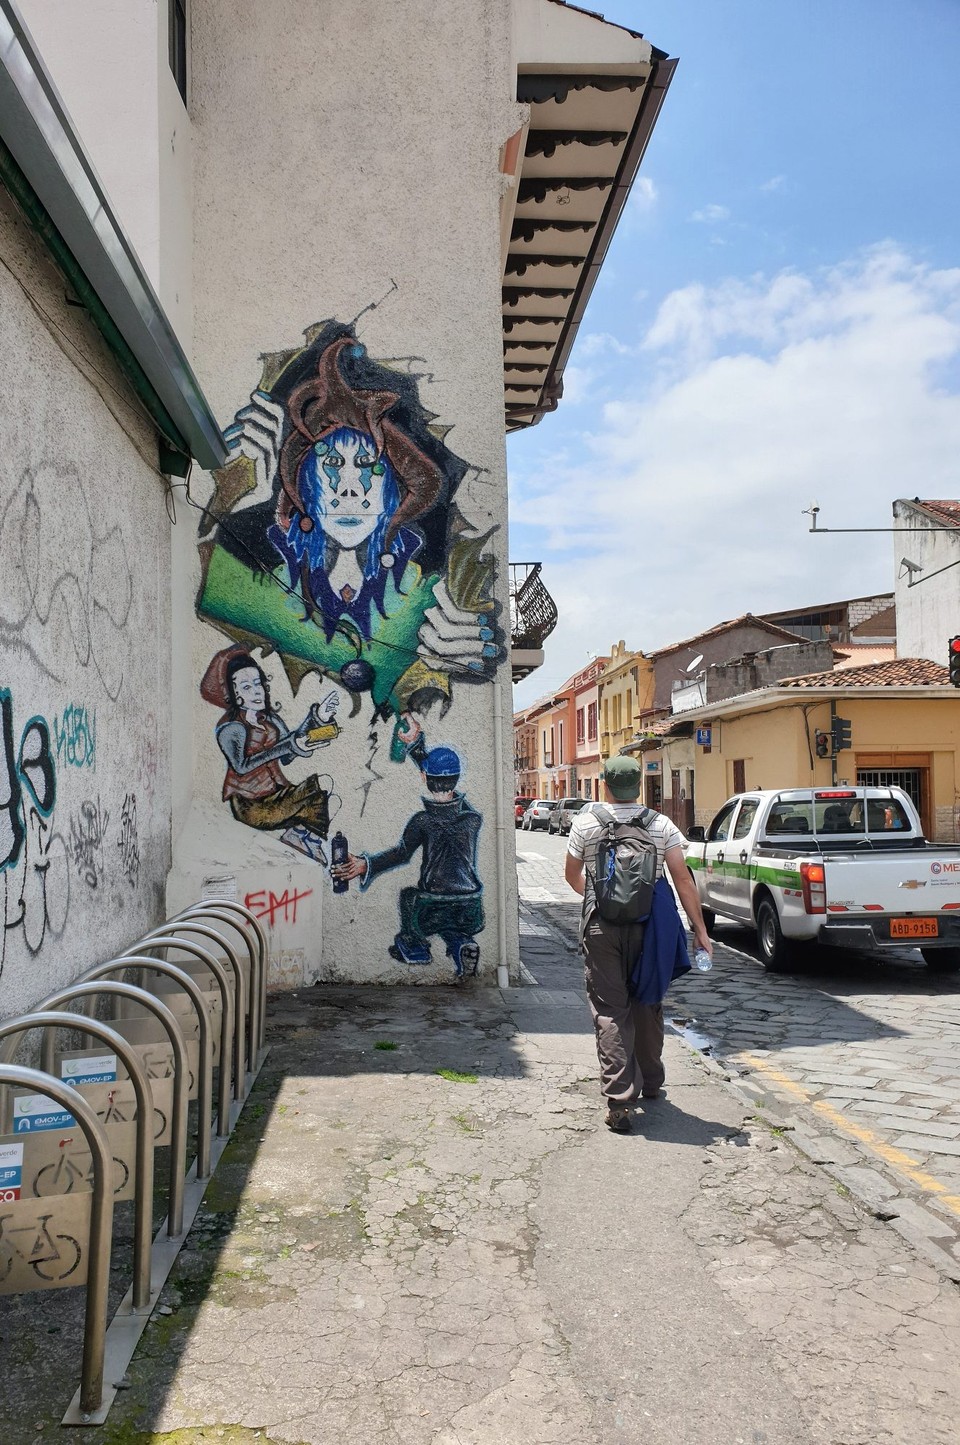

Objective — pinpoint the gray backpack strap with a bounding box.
[592,805,615,827]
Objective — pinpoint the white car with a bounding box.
[521,799,554,831]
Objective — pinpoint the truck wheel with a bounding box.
[921,948,960,974]
[756,897,794,972]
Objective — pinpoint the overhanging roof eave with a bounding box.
[512,53,676,430]
[0,1,226,471]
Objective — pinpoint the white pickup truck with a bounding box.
[684,786,960,972]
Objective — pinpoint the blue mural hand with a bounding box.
[221,390,284,492]
[417,580,498,675]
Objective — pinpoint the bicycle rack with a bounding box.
[0,902,272,1426]
[0,1008,156,1313]
[176,904,265,1075]
[37,978,193,1238]
[0,1063,113,1420]
[136,922,246,1101]
[110,937,234,1138]
[82,957,214,1182]
[177,899,269,1060]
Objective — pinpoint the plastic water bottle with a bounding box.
[693,947,713,973]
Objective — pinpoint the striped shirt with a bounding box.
[567,803,686,880]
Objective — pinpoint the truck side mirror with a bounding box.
[687,826,705,842]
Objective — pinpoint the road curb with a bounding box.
[670,1021,960,1285]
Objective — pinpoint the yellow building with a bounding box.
[661,658,960,841]
[599,642,654,760]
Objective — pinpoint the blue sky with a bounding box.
[509,0,960,705]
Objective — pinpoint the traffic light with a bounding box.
[949,637,960,688]
[832,716,852,752]
[815,730,830,758]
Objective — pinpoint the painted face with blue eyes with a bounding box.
[315,434,387,547]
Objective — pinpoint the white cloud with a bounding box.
[760,174,786,193]
[632,176,658,209]
[690,203,730,223]
[510,245,960,706]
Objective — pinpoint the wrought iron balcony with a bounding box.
[510,562,558,681]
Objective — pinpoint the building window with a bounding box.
[169,0,188,103]
[587,702,598,742]
[558,721,564,762]
[576,708,585,744]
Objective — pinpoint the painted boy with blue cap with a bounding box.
[331,739,484,976]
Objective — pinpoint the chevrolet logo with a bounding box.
[899,879,926,889]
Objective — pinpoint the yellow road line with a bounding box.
[738,1052,960,1220]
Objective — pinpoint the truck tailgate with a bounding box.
[824,853,960,915]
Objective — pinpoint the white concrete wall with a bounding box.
[174,0,523,985]
[0,190,172,1019]
[894,503,960,663]
[16,0,194,349]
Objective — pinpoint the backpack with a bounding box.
[589,805,658,925]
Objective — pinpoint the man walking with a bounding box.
[564,755,712,1133]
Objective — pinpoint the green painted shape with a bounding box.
[685,853,800,889]
[198,544,438,711]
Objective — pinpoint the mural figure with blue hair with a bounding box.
[197,323,502,725]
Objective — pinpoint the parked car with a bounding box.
[521,799,554,831]
[547,797,590,836]
[684,786,960,972]
[514,796,534,826]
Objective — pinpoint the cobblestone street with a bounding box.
[517,827,960,1273]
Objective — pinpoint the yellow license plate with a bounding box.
[890,917,939,939]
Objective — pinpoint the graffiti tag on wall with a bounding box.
[53,705,96,770]
[116,793,140,888]
[243,887,313,928]
[0,688,70,977]
[69,797,109,890]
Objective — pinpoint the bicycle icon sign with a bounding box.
[0,1195,89,1294]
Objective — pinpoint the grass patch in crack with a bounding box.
[436,1068,478,1084]
[375,1040,399,1051]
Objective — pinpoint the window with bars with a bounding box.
[587,702,598,741]
[576,707,585,744]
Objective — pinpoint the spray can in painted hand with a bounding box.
[331,831,349,894]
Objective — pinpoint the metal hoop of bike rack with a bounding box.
[126,934,235,1136]
[177,904,264,1072]
[136,922,246,1101]
[0,1008,156,1313]
[39,977,194,1235]
[0,1064,113,1420]
[81,957,214,1183]
[177,899,269,1057]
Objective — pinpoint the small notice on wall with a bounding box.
[202,875,238,900]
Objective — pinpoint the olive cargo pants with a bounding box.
[582,912,665,1104]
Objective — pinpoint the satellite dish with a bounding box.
[685,654,704,673]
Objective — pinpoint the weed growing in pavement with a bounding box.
[435,1068,478,1084]
[375,1040,399,1050]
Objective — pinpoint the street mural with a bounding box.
[196,321,500,973]
[331,718,483,976]
[200,645,339,864]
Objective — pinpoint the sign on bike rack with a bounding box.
[0,1159,90,1292]
[0,1063,113,1420]
[57,1050,174,1146]
[1,1116,137,1201]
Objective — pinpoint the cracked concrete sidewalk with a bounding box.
[6,929,960,1445]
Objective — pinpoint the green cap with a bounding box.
[602,754,642,800]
